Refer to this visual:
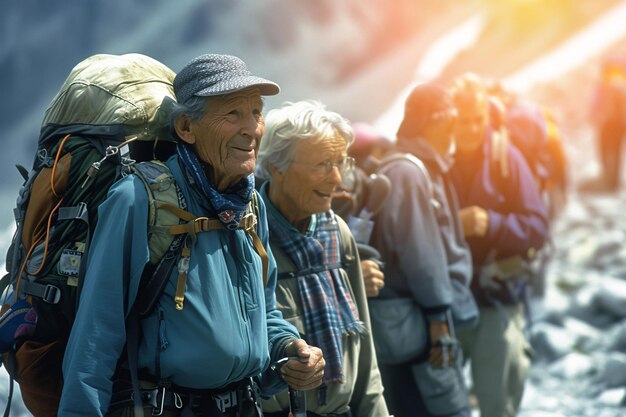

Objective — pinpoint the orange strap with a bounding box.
[15,135,71,300]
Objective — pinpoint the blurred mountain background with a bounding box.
[1,0,465,233]
[1,0,621,223]
[2,0,626,414]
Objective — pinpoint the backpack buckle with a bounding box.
[151,387,166,416]
[212,389,238,413]
[42,284,62,304]
[240,212,256,232]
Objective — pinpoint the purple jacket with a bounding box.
[450,131,548,304]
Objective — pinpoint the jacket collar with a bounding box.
[397,137,453,174]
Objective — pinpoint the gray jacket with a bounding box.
[371,139,477,325]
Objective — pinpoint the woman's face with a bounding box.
[271,135,349,225]
[180,88,265,191]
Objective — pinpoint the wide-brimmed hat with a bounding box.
[174,54,280,103]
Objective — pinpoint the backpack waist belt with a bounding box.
[109,377,261,415]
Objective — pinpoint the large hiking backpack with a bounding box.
[0,53,181,417]
[486,99,560,298]
[505,101,567,218]
[1,53,270,417]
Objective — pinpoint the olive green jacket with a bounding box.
[259,193,389,417]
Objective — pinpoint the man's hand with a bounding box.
[459,205,489,238]
[281,339,325,390]
[361,259,385,297]
[428,321,455,368]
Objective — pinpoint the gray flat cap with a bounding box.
[174,54,280,103]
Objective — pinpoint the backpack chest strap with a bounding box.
[153,201,268,312]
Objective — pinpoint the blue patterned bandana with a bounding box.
[177,142,254,230]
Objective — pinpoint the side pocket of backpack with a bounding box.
[411,346,470,416]
[11,339,65,417]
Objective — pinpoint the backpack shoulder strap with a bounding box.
[335,214,356,271]
[153,190,267,286]
[131,160,187,317]
[132,160,186,264]
[379,152,435,202]
[133,164,268,316]
[244,192,268,287]
[490,129,510,181]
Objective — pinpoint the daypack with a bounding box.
[0,53,268,417]
[504,101,568,219]
[486,99,561,298]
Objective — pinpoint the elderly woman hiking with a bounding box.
[256,100,389,417]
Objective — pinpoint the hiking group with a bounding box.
[0,50,574,417]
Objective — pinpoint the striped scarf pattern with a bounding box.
[267,210,365,383]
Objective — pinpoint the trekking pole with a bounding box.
[271,357,307,417]
[287,388,306,417]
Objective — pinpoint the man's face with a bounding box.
[454,94,489,153]
[423,107,458,156]
[271,135,347,224]
[186,88,265,190]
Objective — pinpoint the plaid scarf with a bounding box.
[177,142,254,230]
[266,208,366,383]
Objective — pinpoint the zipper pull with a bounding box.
[81,146,120,189]
[81,161,101,189]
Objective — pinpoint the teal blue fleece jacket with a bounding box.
[58,156,299,416]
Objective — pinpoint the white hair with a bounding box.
[256,100,354,179]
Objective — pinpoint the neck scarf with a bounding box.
[177,142,254,230]
[265,201,365,383]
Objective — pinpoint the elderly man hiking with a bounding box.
[58,54,325,417]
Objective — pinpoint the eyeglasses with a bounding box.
[292,156,356,178]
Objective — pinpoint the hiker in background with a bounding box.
[331,122,389,299]
[330,166,387,299]
[449,73,549,417]
[256,100,389,417]
[369,83,477,417]
[331,121,392,216]
[504,100,565,297]
[349,122,393,174]
[59,54,325,417]
[487,80,569,220]
[582,54,626,192]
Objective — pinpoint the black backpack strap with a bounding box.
[1,350,18,417]
[56,202,89,223]
[2,370,14,417]
[135,233,186,319]
[125,305,146,417]
[0,274,12,302]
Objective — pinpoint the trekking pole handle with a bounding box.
[271,357,307,417]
